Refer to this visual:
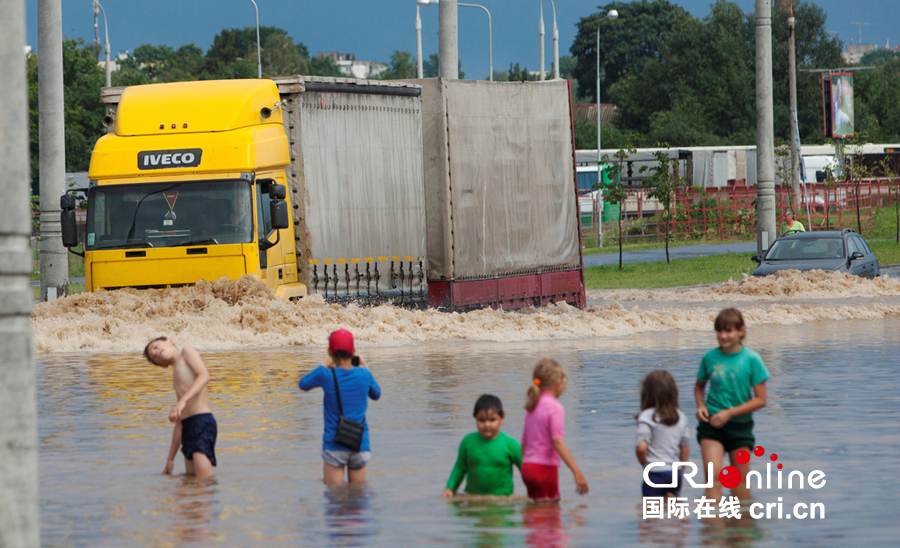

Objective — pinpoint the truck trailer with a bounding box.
[412,78,585,310]
[61,76,584,310]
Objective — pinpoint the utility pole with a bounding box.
[0,0,40,545]
[756,0,776,253]
[788,9,801,202]
[438,0,458,78]
[38,0,69,301]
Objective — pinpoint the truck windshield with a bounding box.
[85,180,253,250]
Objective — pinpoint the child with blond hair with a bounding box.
[520,359,588,501]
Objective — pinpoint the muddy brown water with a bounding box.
[35,272,900,546]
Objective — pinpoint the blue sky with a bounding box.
[25,1,899,80]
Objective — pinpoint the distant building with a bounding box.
[25,45,32,56]
[843,43,876,64]
[317,52,386,79]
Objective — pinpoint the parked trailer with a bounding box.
[411,78,585,310]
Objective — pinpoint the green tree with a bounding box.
[508,62,537,81]
[573,118,639,150]
[380,50,417,79]
[859,49,899,67]
[27,39,107,178]
[261,32,308,77]
[640,146,685,263]
[309,55,342,77]
[570,0,689,103]
[599,146,635,269]
[558,55,577,80]
[611,1,755,145]
[424,53,439,77]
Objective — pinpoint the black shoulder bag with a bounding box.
[331,368,365,452]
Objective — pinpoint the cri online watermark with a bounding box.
[641,446,826,520]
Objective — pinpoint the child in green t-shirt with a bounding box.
[695,308,770,502]
[442,395,523,497]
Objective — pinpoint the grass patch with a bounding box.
[584,253,756,290]
[582,235,753,255]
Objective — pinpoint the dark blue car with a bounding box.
[751,229,880,278]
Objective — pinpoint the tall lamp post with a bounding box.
[94,1,111,87]
[416,1,425,77]
[539,0,545,80]
[248,0,261,78]
[549,0,558,79]
[459,3,491,81]
[596,9,619,168]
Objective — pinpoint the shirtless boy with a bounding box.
[144,337,217,478]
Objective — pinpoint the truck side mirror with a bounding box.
[270,200,289,230]
[61,209,78,247]
[60,194,79,247]
[268,183,286,200]
[751,254,761,264]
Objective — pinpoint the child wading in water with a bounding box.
[299,329,381,486]
[521,359,588,501]
[443,394,522,497]
[636,370,690,497]
[144,337,217,478]
[695,308,770,501]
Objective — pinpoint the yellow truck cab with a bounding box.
[61,79,307,299]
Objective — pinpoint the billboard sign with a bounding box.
[823,73,854,138]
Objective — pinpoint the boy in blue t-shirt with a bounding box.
[299,329,380,485]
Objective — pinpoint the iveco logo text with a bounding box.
[137,149,202,170]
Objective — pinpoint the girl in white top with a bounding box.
[636,370,690,497]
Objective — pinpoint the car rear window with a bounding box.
[765,238,844,260]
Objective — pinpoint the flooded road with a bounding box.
[37,309,900,546]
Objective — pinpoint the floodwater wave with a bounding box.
[32,272,900,353]
[590,269,900,302]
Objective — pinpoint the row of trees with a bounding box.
[569,0,847,149]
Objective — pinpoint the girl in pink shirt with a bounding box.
[521,359,589,501]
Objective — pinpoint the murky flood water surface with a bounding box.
[35,271,900,546]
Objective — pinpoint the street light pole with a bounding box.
[248,0,261,78]
[788,10,801,202]
[416,4,423,78]
[459,3,491,81]
[96,0,110,87]
[550,0,559,79]
[596,10,619,168]
[539,0,545,80]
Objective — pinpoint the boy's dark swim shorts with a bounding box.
[697,419,754,453]
[181,413,217,466]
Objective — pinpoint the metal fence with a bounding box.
[580,179,898,247]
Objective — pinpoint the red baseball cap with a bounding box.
[328,329,355,355]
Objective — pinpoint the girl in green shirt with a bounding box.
[695,308,770,502]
